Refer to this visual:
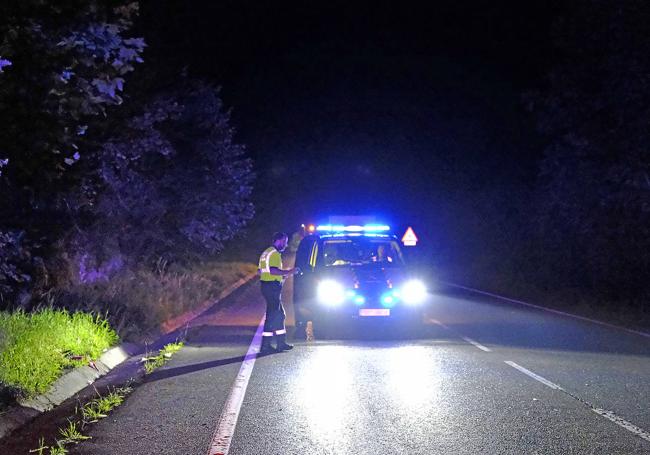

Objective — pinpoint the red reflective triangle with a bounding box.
[402,227,418,246]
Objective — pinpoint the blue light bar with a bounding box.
[316,224,390,233]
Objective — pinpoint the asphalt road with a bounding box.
[61,279,650,455]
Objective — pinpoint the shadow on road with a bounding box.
[145,353,256,383]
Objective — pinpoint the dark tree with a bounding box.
[73,81,254,273]
[531,0,650,300]
[0,1,145,304]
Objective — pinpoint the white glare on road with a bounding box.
[295,346,357,451]
[386,345,442,412]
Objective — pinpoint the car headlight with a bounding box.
[400,279,427,305]
[317,280,345,306]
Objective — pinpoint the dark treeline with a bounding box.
[441,0,650,323]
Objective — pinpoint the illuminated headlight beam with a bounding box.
[400,280,427,305]
[317,280,346,306]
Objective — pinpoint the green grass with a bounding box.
[29,438,68,455]
[80,386,132,423]
[59,421,91,444]
[30,385,133,454]
[143,341,184,374]
[0,309,119,398]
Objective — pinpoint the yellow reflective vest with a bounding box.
[259,246,283,282]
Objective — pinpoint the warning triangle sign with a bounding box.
[402,227,418,246]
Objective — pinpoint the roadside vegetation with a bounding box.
[27,340,185,454]
[0,260,254,412]
[29,385,133,455]
[0,309,118,398]
[142,342,184,374]
[59,261,257,340]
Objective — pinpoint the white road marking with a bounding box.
[504,361,563,390]
[591,408,650,442]
[505,360,650,443]
[206,318,264,455]
[460,336,491,352]
[429,318,491,352]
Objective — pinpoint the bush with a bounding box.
[0,230,32,307]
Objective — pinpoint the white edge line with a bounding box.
[429,318,491,352]
[206,318,264,455]
[504,360,563,390]
[441,281,650,339]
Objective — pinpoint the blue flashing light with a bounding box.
[354,295,366,305]
[363,224,391,232]
[316,224,390,233]
[321,233,391,238]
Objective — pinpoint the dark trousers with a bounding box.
[261,281,286,335]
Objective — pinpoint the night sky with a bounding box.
[138,0,565,258]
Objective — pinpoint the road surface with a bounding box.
[11,277,650,454]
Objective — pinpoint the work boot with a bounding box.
[259,337,277,355]
[275,334,294,351]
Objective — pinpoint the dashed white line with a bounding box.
[591,408,650,442]
[505,360,650,443]
[460,336,491,352]
[429,318,491,352]
[205,318,264,455]
[504,361,563,390]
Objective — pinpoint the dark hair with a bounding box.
[272,232,288,242]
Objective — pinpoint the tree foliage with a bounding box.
[75,81,254,269]
[0,0,145,218]
[0,0,144,170]
[0,1,146,305]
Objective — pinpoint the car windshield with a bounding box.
[322,238,404,267]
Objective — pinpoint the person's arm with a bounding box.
[269,266,299,276]
[268,250,299,276]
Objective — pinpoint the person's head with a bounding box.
[272,232,289,252]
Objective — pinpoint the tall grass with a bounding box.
[61,261,257,339]
[0,309,118,398]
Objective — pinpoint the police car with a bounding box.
[293,223,428,337]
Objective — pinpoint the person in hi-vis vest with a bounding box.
[258,232,300,354]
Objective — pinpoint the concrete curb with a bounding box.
[17,343,142,413]
[441,281,650,339]
[0,272,257,441]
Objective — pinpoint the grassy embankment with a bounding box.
[0,261,256,406]
[0,309,118,399]
[64,261,258,339]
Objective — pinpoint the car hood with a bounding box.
[322,265,407,289]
